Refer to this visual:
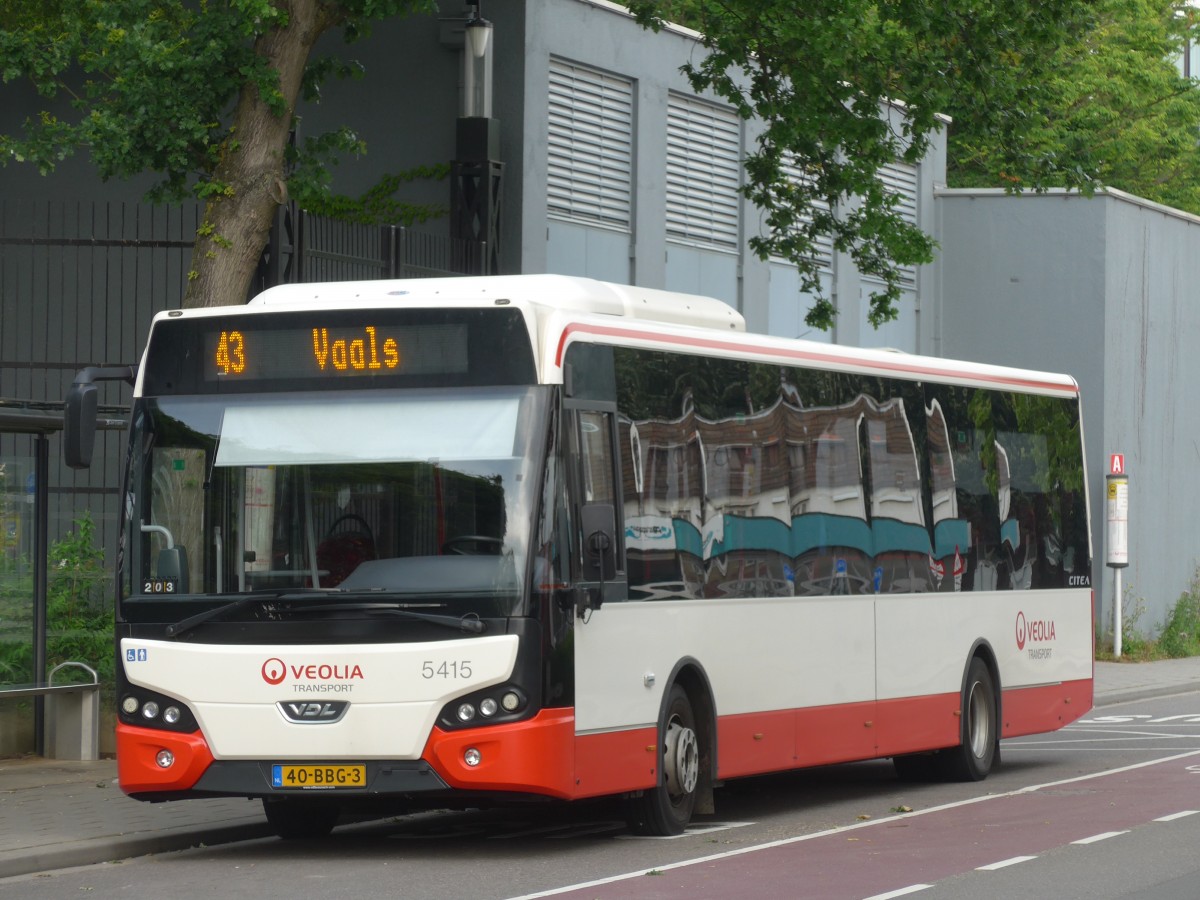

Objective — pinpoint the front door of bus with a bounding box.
[567,408,625,610]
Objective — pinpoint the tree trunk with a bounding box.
[183,1,338,308]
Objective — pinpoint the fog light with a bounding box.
[457,703,476,722]
[121,695,140,715]
[163,706,182,725]
[500,691,520,712]
[155,749,174,769]
[464,747,481,767]
[142,701,160,719]
[479,698,498,717]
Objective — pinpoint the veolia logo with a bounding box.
[1015,611,1057,650]
[262,657,286,685]
[260,657,365,684]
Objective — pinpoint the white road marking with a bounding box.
[1072,831,1128,844]
[1154,810,1198,822]
[861,886,931,899]
[615,821,753,840]
[976,855,1037,870]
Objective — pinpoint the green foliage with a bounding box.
[1116,591,1154,659]
[286,130,449,226]
[1097,571,1200,661]
[0,0,439,206]
[627,0,1094,330]
[1157,571,1200,658]
[0,640,31,683]
[950,0,1200,216]
[0,512,113,686]
[46,511,114,685]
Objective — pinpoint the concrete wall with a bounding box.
[939,187,1200,637]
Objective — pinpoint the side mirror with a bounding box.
[63,383,99,469]
[62,365,135,469]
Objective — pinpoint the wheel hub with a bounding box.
[663,719,699,797]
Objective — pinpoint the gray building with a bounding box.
[939,187,1200,643]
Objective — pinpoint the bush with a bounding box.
[46,512,113,685]
[1158,572,1200,659]
[1097,569,1200,661]
[0,512,113,686]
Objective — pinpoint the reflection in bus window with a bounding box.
[614,347,1090,600]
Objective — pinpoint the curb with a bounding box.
[0,821,274,880]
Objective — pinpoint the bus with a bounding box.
[64,275,1093,839]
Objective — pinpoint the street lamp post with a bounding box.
[450,1,502,274]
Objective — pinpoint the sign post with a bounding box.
[1106,454,1129,659]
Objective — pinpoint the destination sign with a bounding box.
[140,307,536,395]
[203,322,468,381]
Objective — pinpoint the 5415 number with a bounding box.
[422,660,472,679]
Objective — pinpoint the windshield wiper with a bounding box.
[165,593,487,638]
[164,590,330,638]
[284,602,486,634]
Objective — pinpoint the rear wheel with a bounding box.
[625,684,700,836]
[262,797,341,839]
[943,657,998,781]
[892,657,998,783]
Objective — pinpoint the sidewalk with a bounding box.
[1,658,1198,880]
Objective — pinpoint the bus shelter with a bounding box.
[0,399,122,756]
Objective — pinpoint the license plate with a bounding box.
[271,764,366,790]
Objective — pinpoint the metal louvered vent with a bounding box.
[874,161,919,288]
[665,93,741,249]
[547,58,634,231]
[775,153,835,273]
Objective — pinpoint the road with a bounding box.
[2,691,1199,899]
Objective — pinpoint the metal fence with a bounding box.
[1,199,484,556]
[258,203,485,290]
[0,200,200,554]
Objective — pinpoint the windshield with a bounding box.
[121,386,550,619]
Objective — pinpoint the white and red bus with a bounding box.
[65,275,1093,838]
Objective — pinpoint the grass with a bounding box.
[1095,570,1200,662]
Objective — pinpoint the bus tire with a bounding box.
[943,656,998,782]
[625,684,700,836]
[262,797,341,839]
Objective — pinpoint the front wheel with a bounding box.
[624,684,701,836]
[262,797,341,839]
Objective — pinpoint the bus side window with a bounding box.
[579,412,615,505]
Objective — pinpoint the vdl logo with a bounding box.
[1015,611,1057,650]
[279,701,349,724]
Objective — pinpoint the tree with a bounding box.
[950,0,1200,216]
[0,0,438,309]
[626,0,1097,330]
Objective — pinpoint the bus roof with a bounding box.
[153,275,1078,398]
[248,274,746,333]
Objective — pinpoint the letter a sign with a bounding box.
[1110,454,1125,475]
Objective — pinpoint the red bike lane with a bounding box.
[526,750,1200,900]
